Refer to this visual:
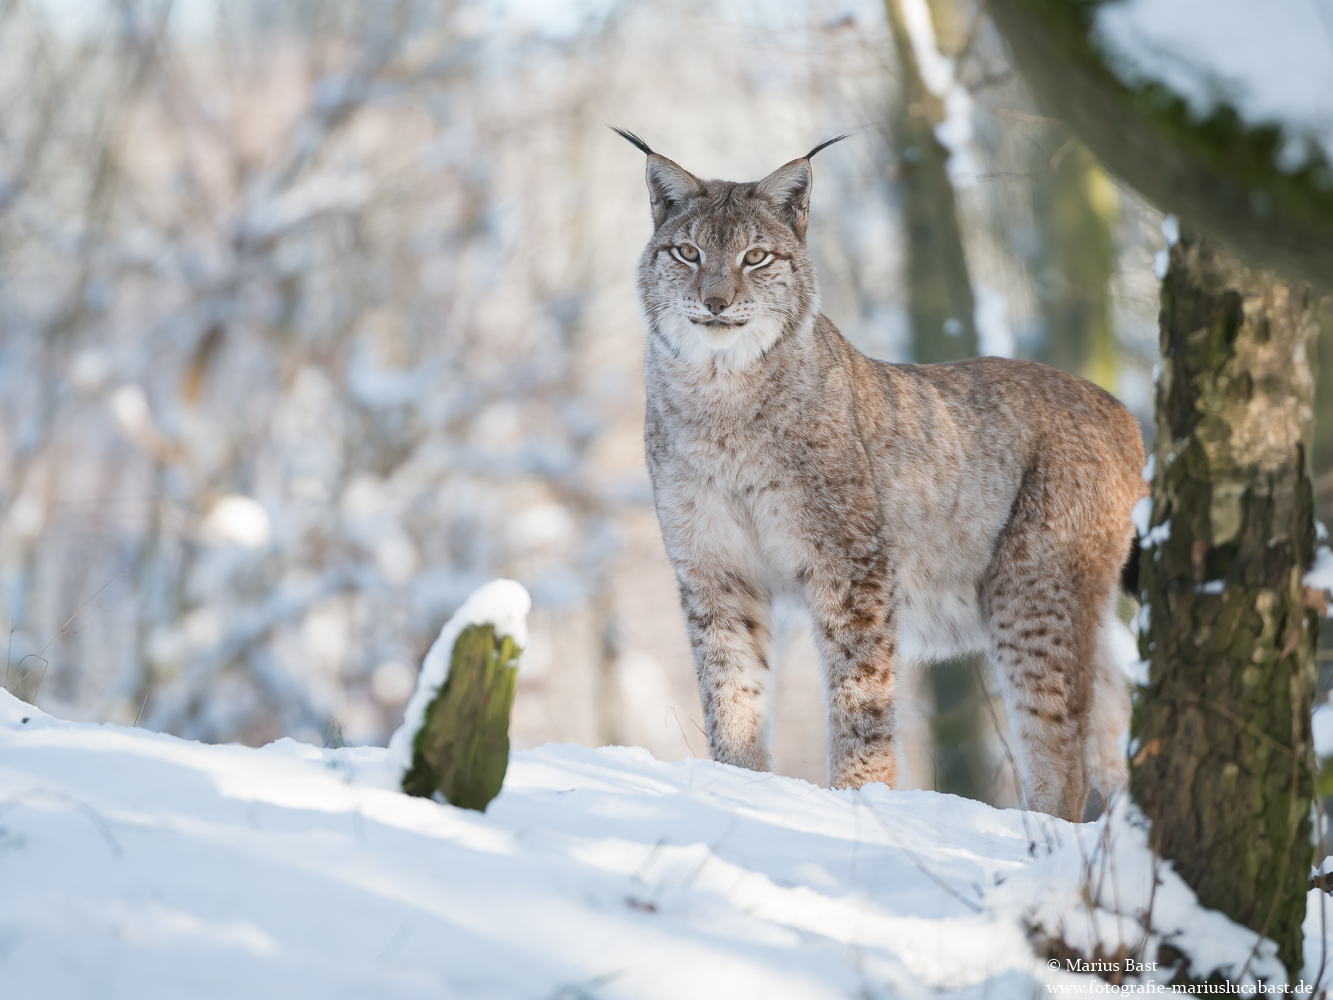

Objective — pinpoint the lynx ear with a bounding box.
[756,134,849,243]
[645,154,704,230]
[608,127,704,230]
[755,159,813,243]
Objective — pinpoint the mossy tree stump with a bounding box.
[401,624,522,811]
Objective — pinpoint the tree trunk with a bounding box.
[884,0,978,363]
[1133,231,1318,975]
[884,0,993,801]
[1312,298,1333,526]
[1031,142,1119,392]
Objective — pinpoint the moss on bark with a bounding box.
[402,624,522,811]
[1133,233,1318,974]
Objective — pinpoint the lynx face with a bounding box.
[638,185,819,368]
[623,134,826,370]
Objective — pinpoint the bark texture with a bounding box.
[402,624,522,811]
[1134,233,1318,974]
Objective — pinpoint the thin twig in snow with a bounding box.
[30,575,122,702]
[0,789,123,858]
[666,707,696,757]
[856,792,983,913]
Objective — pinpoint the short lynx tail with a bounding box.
[1088,601,1132,803]
[1119,532,1141,597]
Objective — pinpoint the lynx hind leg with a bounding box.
[984,513,1102,819]
[986,603,1093,819]
[679,576,775,773]
[1088,600,1132,801]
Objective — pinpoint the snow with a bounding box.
[1129,602,1150,638]
[200,496,273,550]
[974,286,1016,358]
[1121,656,1151,687]
[1305,546,1333,591]
[1313,703,1333,759]
[5,685,1327,997]
[109,384,152,436]
[1153,214,1180,280]
[1093,1,1333,169]
[1130,495,1154,537]
[1161,213,1181,247]
[384,579,531,784]
[1140,518,1171,549]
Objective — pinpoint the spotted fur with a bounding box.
[624,135,1145,818]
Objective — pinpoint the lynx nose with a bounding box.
[704,296,730,315]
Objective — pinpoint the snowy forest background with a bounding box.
[0,0,1229,804]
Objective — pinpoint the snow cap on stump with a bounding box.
[386,579,531,783]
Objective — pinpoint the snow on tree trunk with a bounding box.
[388,580,530,811]
[884,0,994,804]
[885,0,978,363]
[1133,231,1318,975]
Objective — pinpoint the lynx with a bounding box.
[615,127,1145,820]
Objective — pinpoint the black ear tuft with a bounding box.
[804,132,853,161]
[609,126,655,156]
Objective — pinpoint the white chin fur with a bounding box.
[698,326,740,350]
[657,312,793,369]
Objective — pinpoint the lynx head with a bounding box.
[614,128,848,368]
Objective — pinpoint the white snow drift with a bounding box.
[4,685,1327,998]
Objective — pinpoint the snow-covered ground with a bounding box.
[4,686,1326,998]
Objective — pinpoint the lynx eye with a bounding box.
[675,244,700,263]
[744,248,768,266]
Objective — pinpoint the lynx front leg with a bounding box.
[678,575,774,772]
[809,558,898,789]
